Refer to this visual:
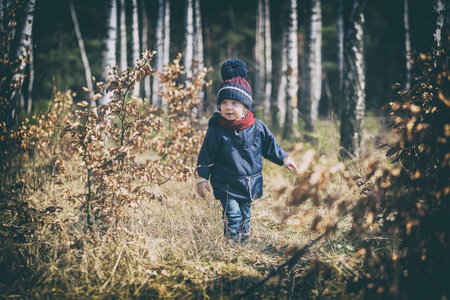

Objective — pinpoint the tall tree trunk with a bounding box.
[26,35,34,114]
[338,0,344,114]
[7,0,35,126]
[301,0,322,135]
[152,0,164,107]
[69,0,94,100]
[131,0,140,96]
[163,0,170,68]
[263,0,272,120]
[339,0,366,159]
[194,0,204,106]
[119,0,127,72]
[433,0,446,56]
[274,28,287,129]
[184,0,194,80]
[141,0,150,102]
[404,0,411,90]
[0,0,4,33]
[99,0,117,106]
[255,0,264,107]
[282,0,299,140]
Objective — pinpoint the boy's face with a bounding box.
[220,99,248,121]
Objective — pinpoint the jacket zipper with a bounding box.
[247,176,253,201]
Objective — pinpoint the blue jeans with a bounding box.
[219,198,251,242]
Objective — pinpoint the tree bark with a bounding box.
[194,0,204,107]
[404,0,411,90]
[99,0,117,106]
[69,0,94,100]
[6,0,35,126]
[301,0,322,135]
[26,36,34,114]
[263,0,272,120]
[255,0,264,106]
[140,0,150,101]
[433,0,447,57]
[283,0,299,140]
[339,0,366,159]
[338,0,344,114]
[119,0,127,72]
[131,0,140,96]
[184,0,194,80]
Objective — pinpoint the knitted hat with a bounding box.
[217,58,253,110]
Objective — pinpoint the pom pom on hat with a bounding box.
[217,58,253,110]
[220,58,249,80]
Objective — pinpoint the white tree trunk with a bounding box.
[141,0,150,101]
[153,0,164,107]
[283,0,299,139]
[338,0,344,112]
[404,0,411,90]
[276,34,287,127]
[312,0,322,122]
[194,0,204,105]
[100,0,117,106]
[433,0,446,53]
[27,35,34,114]
[131,0,140,96]
[255,0,264,105]
[163,0,170,67]
[69,0,94,100]
[0,0,4,34]
[9,0,35,123]
[184,0,194,80]
[301,0,322,133]
[120,0,127,72]
[340,0,365,159]
[264,0,272,119]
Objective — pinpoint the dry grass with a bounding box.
[0,116,395,299]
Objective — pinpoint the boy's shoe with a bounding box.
[240,232,250,244]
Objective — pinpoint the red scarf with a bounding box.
[218,111,256,130]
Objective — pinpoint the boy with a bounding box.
[196,58,298,242]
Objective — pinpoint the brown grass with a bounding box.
[0,116,395,299]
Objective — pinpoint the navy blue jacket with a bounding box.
[196,117,288,202]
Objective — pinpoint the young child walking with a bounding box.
[196,58,298,242]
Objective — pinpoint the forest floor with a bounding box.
[0,116,395,299]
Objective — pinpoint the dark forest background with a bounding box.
[32,0,435,114]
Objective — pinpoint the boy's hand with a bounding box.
[284,156,299,173]
[197,181,211,198]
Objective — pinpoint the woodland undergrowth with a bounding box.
[0,49,449,299]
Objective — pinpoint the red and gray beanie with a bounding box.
[217,58,253,110]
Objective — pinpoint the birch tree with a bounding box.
[433,0,446,56]
[141,0,150,101]
[339,0,366,159]
[338,0,344,113]
[2,0,35,126]
[273,7,288,129]
[263,0,272,120]
[255,0,272,119]
[163,0,170,69]
[404,0,411,90]
[99,0,117,106]
[131,0,140,96]
[255,0,264,106]
[69,0,94,100]
[300,0,322,134]
[26,35,33,113]
[282,0,299,140]
[153,0,171,109]
[193,0,204,105]
[184,0,194,80]
[119,0,127,72]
